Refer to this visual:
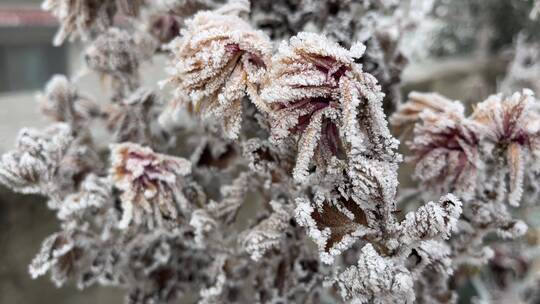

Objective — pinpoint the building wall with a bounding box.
[0,27,68,93]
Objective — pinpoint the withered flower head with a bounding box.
[472,90,539,147]
[110,142,191,229]
[472,90,540,206]
[85,28,139,74]
[166,0,272,139]
[262,32,391,182]
[85,28,144,99]
[43,0,144,46]
[407,93,479,197]
[0,123,73,197]
[38,75,100,129]
[42,0,116,46]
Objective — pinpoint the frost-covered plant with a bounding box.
[2,0,540,303]
[392,88,540,301]
[110,142,192,229]
[262,32,371,181]
[392,92,480,197]
[165,0,271,139]
[42,0,144,46]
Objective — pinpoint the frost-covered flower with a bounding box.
[251,0,433,111]
[43,0,144,46]
[42,0,115,45]
[473,90,540,147]
[85,28,146,99]
[110,142,192,229]
[5,1,539,303]
[404,92,480,196]
[472,90,540,206]
[262,32,392,182]
[0,124,73,197]
[38,75,100,129]
[166,0,272,139]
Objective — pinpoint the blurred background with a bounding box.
[1,1,133,302]
[1,0,539,303]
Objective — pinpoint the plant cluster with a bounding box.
[2,0,540,303]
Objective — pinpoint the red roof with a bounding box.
[0,7,57,27]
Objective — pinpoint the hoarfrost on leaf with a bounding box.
[239,200,292,261]
[294,195,374,265]
[335,244,415,304]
